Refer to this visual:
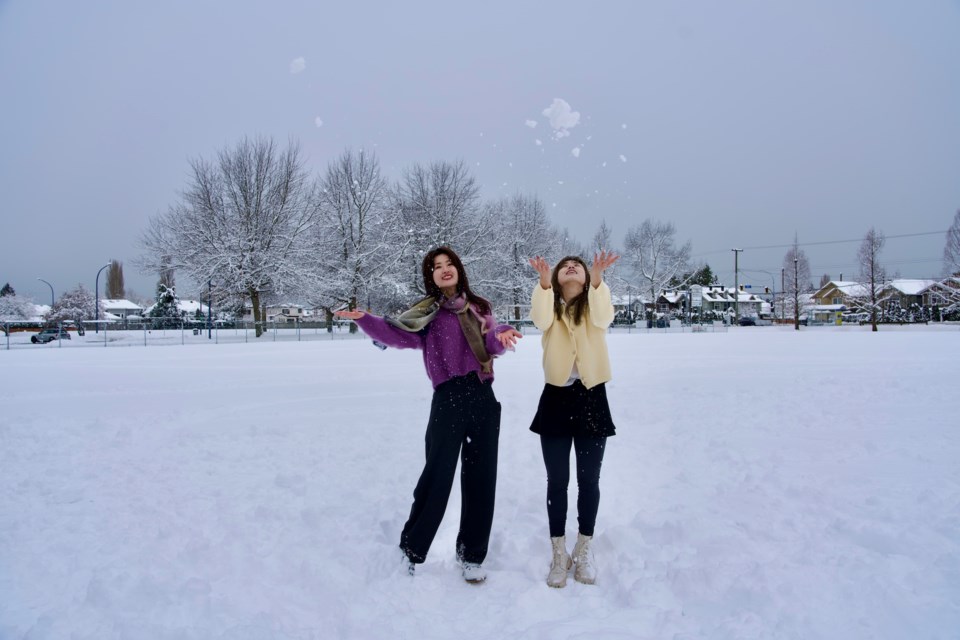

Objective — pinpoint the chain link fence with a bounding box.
[2,318,367,350]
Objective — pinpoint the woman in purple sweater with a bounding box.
[335,247,521,584]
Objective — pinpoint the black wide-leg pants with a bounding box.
[400,374,501,565]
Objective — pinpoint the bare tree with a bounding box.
[592,219,614,253]
[476,194,561,320]
[106,260,125,299]
[782,236,812,330]
[309,148,406,329]
[141,136,320,337]
[944,209,960,277]
[856,227,886,332]
[392,160,492,301]
[623,219,691,322]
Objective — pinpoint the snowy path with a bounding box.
[2,328,958,639]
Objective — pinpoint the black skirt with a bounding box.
[529,380,616,438]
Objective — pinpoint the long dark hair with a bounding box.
[551,255,591,325]
[421,246,492,315]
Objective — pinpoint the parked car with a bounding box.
[31,327,71,343]
[738,316,757,326]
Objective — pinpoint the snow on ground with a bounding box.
[1,328,958,639]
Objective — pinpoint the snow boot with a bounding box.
[547,536,572,588]
[572,533,596,585]
[461,561,486,584]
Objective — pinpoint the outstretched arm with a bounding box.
[528,256,552,290]
[334,309,424,350]
[590,250,619,288]
[528,256,557,331]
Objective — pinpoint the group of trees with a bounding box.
[138,136,960,336]
[141,137,693,336]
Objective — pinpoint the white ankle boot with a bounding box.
[461,561,486,584]
[572,533,596,585]
[547,536,572,588]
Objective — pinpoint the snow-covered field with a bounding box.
[2,327,958,639]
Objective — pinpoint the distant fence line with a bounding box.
[2,317,734,351]
[5,317,957,351]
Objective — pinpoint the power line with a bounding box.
[692,230,947,258]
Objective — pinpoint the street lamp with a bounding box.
[37,278,54,307]
[95,263,110,334]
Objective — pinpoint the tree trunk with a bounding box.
[251,289,263,338]
[349,295,358,334]
[325,308,334,333]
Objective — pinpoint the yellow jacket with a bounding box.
[530,281,614,389]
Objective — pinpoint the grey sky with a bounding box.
[3,0,960,304]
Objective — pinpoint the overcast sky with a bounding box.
[2,0,959,303]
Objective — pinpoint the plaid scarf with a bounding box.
[385,294,492,373]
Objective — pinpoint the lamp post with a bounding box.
[37,278,54,307]
[95,263,110,334]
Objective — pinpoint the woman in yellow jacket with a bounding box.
[528,251,619,588]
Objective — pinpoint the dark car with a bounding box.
[738,316,757,326]
[31,327,71,343]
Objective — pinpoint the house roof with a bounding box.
[883,279,938,296]
[919,277,960,293]
[101,299,144,311]
[142,299,210,316]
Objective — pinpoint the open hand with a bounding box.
[528,256,552,290]
[590,250,620,286]
[496,328,523,350]
[334,309,365,320]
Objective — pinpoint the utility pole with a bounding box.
[793,257,800,331]
[781,268,785,323]
[731,248,743,323]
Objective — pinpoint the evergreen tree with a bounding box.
[106,260,125,299]
[0,283,14,297]
[148,283,181,328]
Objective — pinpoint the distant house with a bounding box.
[920,277,960,309]
[242,304,307,324]
[699,286,766,317]
[879,279,938,309]
[812,281,870,306]
[101,299,144,320]
[142,299,210,319]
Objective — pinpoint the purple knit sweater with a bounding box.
[355,308,513,389]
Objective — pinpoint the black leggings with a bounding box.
[540,435,607,538]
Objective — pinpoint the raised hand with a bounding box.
[590,250,620,287]
[495,328,523,350]
[334,309,366,320]
[528,256,552,290]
